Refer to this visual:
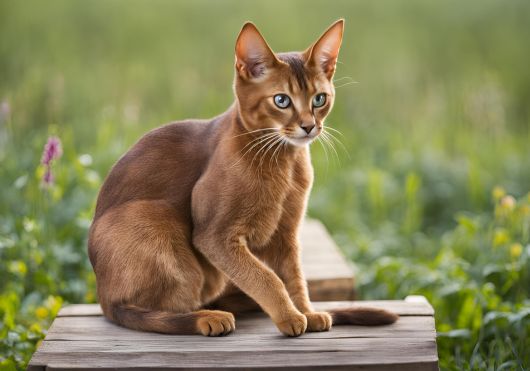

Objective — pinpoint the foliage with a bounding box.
[1,0,529,369]
[315,187,530,369]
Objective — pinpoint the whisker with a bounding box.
[259,134,283,171]
[228,127,278,140]
[320,131,340,164]
[276,137,288,169]
[316,136,330,172]
[258,135,283,176]
[249,136,276,174]
[323,128,350,159]
[230,132,278,168]
[238,131,278,153]
[250,134,280,170]
[334,81,358,89]
[235,132,278,160]
[324,126,345,137]
[333,76,355,82]
[269,136,287,171]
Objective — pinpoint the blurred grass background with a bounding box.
[1,0,529,369]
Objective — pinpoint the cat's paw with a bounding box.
[197,310,236,336]
[275,312,307,337]
[305,311,332,332]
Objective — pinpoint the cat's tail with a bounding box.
[108,304,199,334]
[327,306,399,326]
[107,303,238,335]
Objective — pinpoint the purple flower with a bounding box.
[41,136,62,166]
[41,136,62,187]
[43,167,54,185]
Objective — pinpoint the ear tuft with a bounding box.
[306,19,344,79]
[235,22,277,80]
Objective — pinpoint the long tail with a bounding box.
[109,304,198,334]
[328,306,399,326]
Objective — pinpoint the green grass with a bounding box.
[1,0,529,369]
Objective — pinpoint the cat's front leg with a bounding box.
[304,311,333,332]
[265,232,332,332]
[193,231,308,337]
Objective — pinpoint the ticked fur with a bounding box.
[88,20,398,337]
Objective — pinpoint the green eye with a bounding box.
[274,94,291,109]
[312,93,327,108]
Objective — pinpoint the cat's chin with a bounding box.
[285,136,316,147]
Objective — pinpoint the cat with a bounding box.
[88,19,398,337]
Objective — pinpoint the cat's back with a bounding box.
[94,118,222,220]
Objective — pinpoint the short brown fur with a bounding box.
[88,20,398,337]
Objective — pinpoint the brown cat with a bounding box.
[88,20,398,337]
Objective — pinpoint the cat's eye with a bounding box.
[273,94,291,109]
[312,93,327,108]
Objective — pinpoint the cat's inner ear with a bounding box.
[305,19,344,79]
[235,22,278,80]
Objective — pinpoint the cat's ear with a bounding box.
[305,19,344,79]
[235,22,278,80]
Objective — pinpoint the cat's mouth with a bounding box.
[284,133,318,147]
[277,126,321,147]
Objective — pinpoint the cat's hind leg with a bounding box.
[89,200,234,336]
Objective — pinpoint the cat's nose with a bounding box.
[300,123,315,134]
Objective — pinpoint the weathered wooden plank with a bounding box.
[45,315,435,341]
[37,337,436,353]
[58,300,433,317]
[29,299,438,370]
[300,219,355,300]
[40,363,435,371]
[30,339,438,370]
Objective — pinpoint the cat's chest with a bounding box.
[245,163,311,249]
[244,190,289,249]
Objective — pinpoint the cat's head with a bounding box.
[234,20,344,147]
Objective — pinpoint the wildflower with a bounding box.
[41,136,62,166]
[35,307,49,319]
[493,228,509,247]
[40,136,62,186]
[520,205,530,216]
[8,260,27,276]
[500,195,516,211]
[492,186,506,201]
[78,153,93,166]
[43,167,54,185]
[510,243,523,259]
[29,323,42,333]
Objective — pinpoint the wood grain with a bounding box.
[29,338,437,371]
[30,339,438,370]
[45,315,435,341]
[29,299,438,370]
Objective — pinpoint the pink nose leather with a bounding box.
[301,123,315,134]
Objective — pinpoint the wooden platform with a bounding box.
[300,219,355,300]
[28,220,439,370]
[28,298,438,370]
